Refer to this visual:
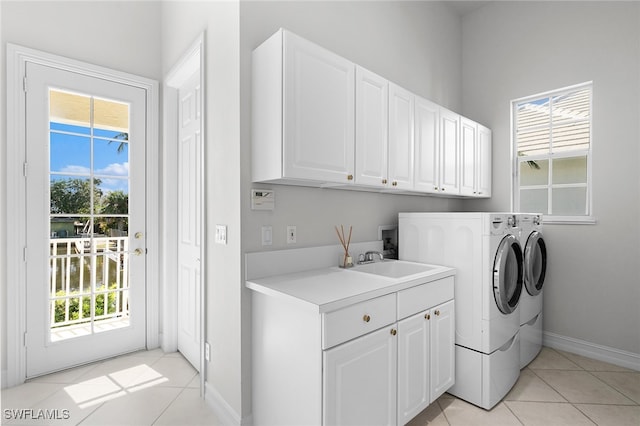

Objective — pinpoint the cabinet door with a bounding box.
[430,300,455,402]
[355,67,389,187]
[460,118,477,196]
[397,312,430,426]
[414,96,440,193]
[388,83,414,190]
[324,325,397,426]
[439,108,460,194]
[283,31,355,184]
[477,125,492,197]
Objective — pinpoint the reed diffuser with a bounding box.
[335,225,353,268]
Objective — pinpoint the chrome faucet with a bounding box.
[361,251,384,263]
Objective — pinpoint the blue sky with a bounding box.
[50,122,129,194]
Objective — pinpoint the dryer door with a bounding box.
[524,231,547,296]
[493,234,524,314]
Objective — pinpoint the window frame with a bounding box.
[511,82,596,224]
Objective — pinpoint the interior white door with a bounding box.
[25,62,147,377]
[176,69,202,370]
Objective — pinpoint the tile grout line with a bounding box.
[501,400,526,426]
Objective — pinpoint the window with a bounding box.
[512,82,593,221]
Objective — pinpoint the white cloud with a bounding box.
[98,162,129,177]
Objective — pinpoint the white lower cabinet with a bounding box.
[250,275,455,425]
[397,300,455,425]
[324,325,398,426]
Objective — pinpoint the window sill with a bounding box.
[542,215,597,225]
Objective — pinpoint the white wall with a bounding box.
[461,1,640,355]
[160,1,243,420]
[239,1,465,420]
[0,0,162,387]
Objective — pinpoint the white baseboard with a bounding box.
[204,381,253,426]
[543,331,640,371]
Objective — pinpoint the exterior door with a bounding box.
[524,231,547,295]
[493,234,524,315]
[177,68,202,370]
[25,62,147,377]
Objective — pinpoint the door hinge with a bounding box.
[23,76,27,93]
[23,246,27,262]
[23,162,28,177]
[23,332,27,347]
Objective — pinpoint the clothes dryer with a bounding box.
[518,213,547,368]
[399,213,524,409]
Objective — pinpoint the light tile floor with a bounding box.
[408,347,640,426]
[1,349,221,425]
[1,347,638,425]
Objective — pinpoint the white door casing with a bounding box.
[6,44,159,385]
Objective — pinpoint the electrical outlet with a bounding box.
[286,225,296,244]
[205,342,211,362]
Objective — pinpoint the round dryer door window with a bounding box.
[493,234,524,314]
[524,231,547,296]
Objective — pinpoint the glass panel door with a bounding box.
[25,62,147,377]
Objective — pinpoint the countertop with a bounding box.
[246,261,456,313]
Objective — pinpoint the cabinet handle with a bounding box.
[434,186,439,191]
[363,314,371,323]
[434,310,440,316]
[347,174,354,181]
[390,329,397,336]
[441,188,445,192]
[425,313,431,320]
[382,179,388,184]
[392,181,398,187]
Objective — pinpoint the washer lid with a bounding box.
[524,231,547,296]
[493,234,524,314]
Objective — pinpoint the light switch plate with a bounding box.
[261,226,272,246]
[215,225,227,245]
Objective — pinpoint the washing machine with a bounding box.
[518,213,547,368]
[399,212,524,409]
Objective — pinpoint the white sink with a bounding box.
[352,260,437,279]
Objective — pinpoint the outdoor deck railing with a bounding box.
[50,236,130,329]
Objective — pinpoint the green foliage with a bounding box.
[50,178,129,235]
[50,178,103,215]
[53,283,123,324]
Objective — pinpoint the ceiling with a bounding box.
[447,1,491,16]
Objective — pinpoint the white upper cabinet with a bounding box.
[478,125,492,197]
[388,83,415,190]
[414,96,440,193]
[253,29,355,185]
[252,29,491,198]
[460,117,477,196]
[460,117,492,197]
[355,66,389,187]
[439,107,461,195]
